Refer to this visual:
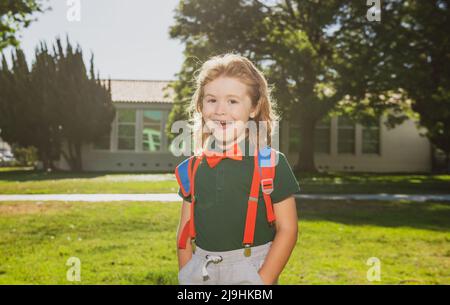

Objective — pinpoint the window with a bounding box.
[362,119,380,154]
[142,110,162,152]
[314,118,331,154]
[288,119,331,154]
[338,116,355,154]
[118,109,136,150]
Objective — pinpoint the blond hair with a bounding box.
[188,53,279,155]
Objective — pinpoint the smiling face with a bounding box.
[202,76,257,148]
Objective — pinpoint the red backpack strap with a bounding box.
[259,147,277,224]
[242,147,278,257]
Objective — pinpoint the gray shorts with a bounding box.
[178,241,276,285]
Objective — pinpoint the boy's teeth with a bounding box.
[213,120,233,127]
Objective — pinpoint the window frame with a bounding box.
[361,118,381,155]
[117,109,137,152]
[337,116,356,155]
[141,109,164,152]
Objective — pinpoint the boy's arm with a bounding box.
[177,200,193,270]
[258,195,298,284]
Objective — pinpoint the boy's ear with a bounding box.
[250,105,258,119]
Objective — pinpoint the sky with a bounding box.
[4,0,185,80]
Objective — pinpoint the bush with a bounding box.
[11,145,38,166]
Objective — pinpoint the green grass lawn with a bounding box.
[0,167,449,194]
[297,172,450,194]
[0,199,449,284]
[0,168,179,194]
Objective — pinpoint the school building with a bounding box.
[55,80,432,173]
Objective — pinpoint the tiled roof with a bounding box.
[102,80,175,103]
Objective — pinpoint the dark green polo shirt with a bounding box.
[177,138,300,252]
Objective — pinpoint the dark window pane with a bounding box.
[314,119,331,154]
[362,140,379,154]
[338,141,355,154]
[143,125,161,151]
[118,109,136,123]
[118,137,135,150]
[143,110,162,125]
[362,120,380,154]
[338,116,355,154]
[338,116,353,127]
[290,119,331,154]
[339,129,354,139]
[118,125,135,137]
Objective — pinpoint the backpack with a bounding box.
[175,146,277,257]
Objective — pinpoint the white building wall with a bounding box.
[57,102,185,172]
[57,143,184,172]
[286,117,431,173]
[56,101,431,173]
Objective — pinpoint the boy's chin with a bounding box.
[211,134,239,145]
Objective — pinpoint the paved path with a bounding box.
[0,194,181,202]
[1,193,450,202]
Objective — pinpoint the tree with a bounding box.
[0,48,59,169]
[53,38,116,171]
[30,43,62,169]
[0,0,47,50]
[383,1,450,171]
[167,0,400,172]
[333,1,450,171]
[0,37,115,171]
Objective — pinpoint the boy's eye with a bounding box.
[229,99,238,104]
[207,99,216,103]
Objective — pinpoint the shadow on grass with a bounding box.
[296,199,450,232]
[297,172,450,194]
[0,169,173,182]
[1,168,449,195]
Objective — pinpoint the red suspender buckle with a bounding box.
[260,148,276,225]
[260,178,274,194]
[243,243,252,257]
[191,238,197,253]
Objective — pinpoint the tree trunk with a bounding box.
[295,117,317,173]
[38,145,54,171]
[446,152,450,174]
[74,141,83,172]
[61,141,83,172]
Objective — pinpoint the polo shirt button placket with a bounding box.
[216,164,224,205]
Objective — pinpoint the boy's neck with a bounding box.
[212,133,247,152]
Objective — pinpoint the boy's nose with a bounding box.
[215,100,227,115]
